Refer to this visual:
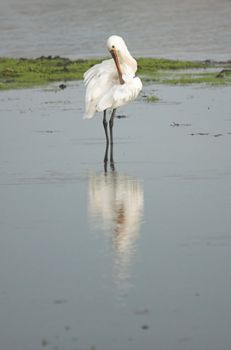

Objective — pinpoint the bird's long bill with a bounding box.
[110,49,125,85]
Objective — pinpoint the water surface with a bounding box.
[0,82,231,349]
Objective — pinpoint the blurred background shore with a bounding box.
[1,0,231,60]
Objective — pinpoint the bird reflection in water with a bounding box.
[88,154,144,289]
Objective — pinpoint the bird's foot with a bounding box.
[116,114,127,119]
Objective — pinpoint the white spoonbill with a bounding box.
[83,35,142,160]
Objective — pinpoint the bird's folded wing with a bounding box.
[83,59,119,119]
[84,59,117,86]
[97,77,142,112]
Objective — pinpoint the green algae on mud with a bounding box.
[142,68,231,86]
[145,95,160,103]
[0,56,231,90]
[0,56,101,90]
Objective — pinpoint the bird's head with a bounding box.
[107,35,127,84]
[107,35,127,57]
[107,35,137,78]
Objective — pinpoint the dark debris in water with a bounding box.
[141,324,150,330]
[35,130,55,134]
[170,122,192,127]
[116,114,127,119]
[41,338,48,347]
[189,132,210,136]
[189,132,230,137]
[44,130,54,133]
[59,83,67,89]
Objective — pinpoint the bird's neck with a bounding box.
[120,50,137,73]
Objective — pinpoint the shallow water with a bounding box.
[0,82,231,350]
[1,0,231,60]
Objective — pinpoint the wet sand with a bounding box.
[0,82,231,350]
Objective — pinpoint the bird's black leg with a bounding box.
[103,110,109,144]
[103,110,109,163]
[110,142,114,167]
[104,157,108,173]
[109,109,116,145]
[109,109,116,164]
[104,142,109,164]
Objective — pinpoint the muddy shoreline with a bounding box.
[1,56,231,91]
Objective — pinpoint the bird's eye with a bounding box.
[112,45,115,49]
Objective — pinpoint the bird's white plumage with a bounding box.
[83,36,142,119]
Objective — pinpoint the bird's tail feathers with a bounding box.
[83,112,95,120]
[83,104,96,119]
[97,95,113,112]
